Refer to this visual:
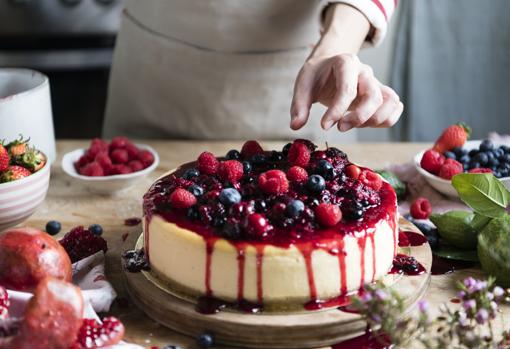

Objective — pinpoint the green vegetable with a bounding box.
[452,173,510,218]
[433,245,479,262]
[376,170,406,200]
[477,215,510,287]
[429,211,478,249]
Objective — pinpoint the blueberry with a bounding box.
[463,163,470,171]
[88,224,103,236]
[306,174,326,193]
[221,221,241,240]
[452,147,467,157]
[270,150,284,162]
[459,155,470,164]
[316,159,335,179]
[494,171,502,178]
[286,199,305,218]
[468,161,481,170]
[242,161,252,174]
[494,148,504,159]
[480,139,494,152]
[226,149,240,160]
[501,154,510,164]
[188,184,204,197]
[344,207,363,221]
[468,149,479,157]
[473,152,488,166]
[282,142,292,156]
[219,188,241,206]
[443,151,456,160]
[45,220,62,236]
[182,168,200,180]
[197,333,215,348]
[251,154,267,166]
[489,158,500,168]
[163,346,180,349]
[501,145,510,154]
[413,222,439,249]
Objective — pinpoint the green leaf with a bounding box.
[477,215,510,287]
[430,211,478,249]
[470,213,492,232]
[451,173,510,218]
[433,245,479,262]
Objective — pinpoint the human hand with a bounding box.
[290,53,403,132]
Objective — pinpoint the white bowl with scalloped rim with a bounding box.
[414,140,510,198]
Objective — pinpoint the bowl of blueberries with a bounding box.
[414,139,510,198]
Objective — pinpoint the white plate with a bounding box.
[414,140,510,198]
[61,144,159,195]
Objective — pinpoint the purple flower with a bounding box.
[361,292,373,303]
[493,286,504,298]
[464,277,476,289]
[457,291,467,299]
[374,289,388,301]
[418,300,429,313]
[475,308,489,325]
[486,292,494,301]
[463,299,476,312]
[370,313,382,324]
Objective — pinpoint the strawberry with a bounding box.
[410,197,432,219]
[258,170,289,195]
[241,140,264,160]
[288,142,311,167]
[1,165,31,182]
[315,203,342,227]
[12,148,46,172]
[169,188,197,209]
[72,317,125,349]
[0,144,9,172]
[0,285,9,320]
[218,160,244,183]
[358,170,383,191]
[287,166,308,182]
[197,151,219,175]
[433,123,471,153]
[438,159,463,180]
[7,135,29,156]
[420,149,445,175]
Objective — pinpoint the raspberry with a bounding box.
[137,150,154,168]
[128,160,144,172]
[315,203,342,227]
[0,285,9,320]
[438,158,463,180]
[294,139,317,152]
[170,188,197,209]
[410,197,432,219]
[76,154,92,169]
[420,149,445,175]
[95,151,112,170]
[197,151,219,175]
[91,138,108,149]
[345,164,361,179]
[359,170,382,191]
[287,166,308,182]
[110,136,129,150]
[246,213,269,237]
[79,162,104,177]
[469,168,492,174]
[125,142,139,160]
[73,317,125,349]
[111,149,129,164]
[218,160,244,183]
[287,142,311,167]
[59,226,108,263]
[258,170,289,195]
[241,140,264,159]
[111,164,132,175]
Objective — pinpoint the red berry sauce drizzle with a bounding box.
[142,141,398,313]
[124,217,142,226]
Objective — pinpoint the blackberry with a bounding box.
[270,150,284,162]
[282,142,292,156]
[123,249,150,272]
[251,154,267,166]
[326,147,347,159]
[393,255,420,274]
[255,200,268,212]
[212,216,226,227]
[187,206,199,220]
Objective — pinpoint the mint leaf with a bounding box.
[429,211,478,249]
[434,245,479,262]
[470,213,492,232]
[451,173,510,218]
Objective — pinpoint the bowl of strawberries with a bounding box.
[61,137,159,194]
[0,136,50,232]
[415,123,510,197]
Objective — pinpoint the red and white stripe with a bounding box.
[0,164,50,232]
[331,0,397,45]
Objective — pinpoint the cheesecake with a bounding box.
[142,140,398,312]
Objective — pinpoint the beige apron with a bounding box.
[103,0,356,142]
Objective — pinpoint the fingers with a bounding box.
[359,86,403,128]
[290,66,314,130]
[320,55,359,130]
[337,66,383,132]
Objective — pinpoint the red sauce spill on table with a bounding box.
[431,255,474,275]
[332,330,391,349]
[398,230,428,247]
[450,298,461,304]
[124,217,142,226]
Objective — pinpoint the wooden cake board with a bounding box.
[123,218,431,348]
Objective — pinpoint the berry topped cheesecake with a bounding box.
[143,140,398,312]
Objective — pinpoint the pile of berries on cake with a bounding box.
[0,136,46,183]
[75,137,154,176]
[145,139,389,242]
[420,123,510,179]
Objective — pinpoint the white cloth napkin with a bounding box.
[6,252,142,349]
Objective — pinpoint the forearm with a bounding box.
[309,3,371,59]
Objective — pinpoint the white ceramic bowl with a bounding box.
[414,140,510,198]
[0,157,51,232]
[61,144,159,195]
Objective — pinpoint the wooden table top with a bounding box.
[25,140,506,349]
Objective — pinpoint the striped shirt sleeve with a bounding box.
[326,0,397,46]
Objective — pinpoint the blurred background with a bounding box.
[1,0,508,141]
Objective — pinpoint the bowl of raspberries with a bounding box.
[0,136,50,231]
[61,137,159,194]
[414,123,510,197]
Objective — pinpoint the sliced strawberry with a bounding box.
[72,317,125,349]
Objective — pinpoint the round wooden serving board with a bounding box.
[123,218,431,348]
